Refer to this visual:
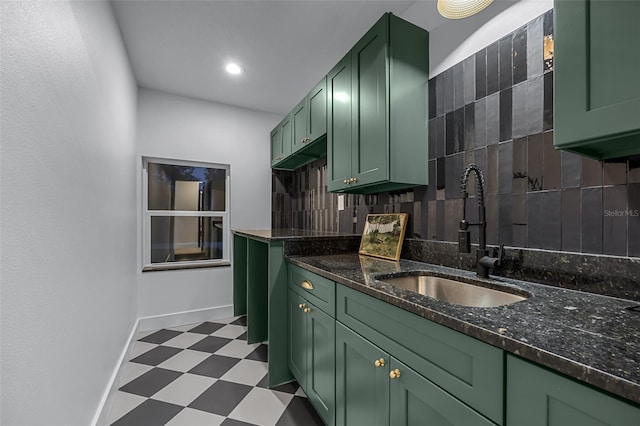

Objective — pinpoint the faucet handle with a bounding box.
[492,244,504,267]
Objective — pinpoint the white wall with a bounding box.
[402,0,553,76]
[136,88,278,321]
[1,1,138,425]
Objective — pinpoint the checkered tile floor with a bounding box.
[107,316,323,426]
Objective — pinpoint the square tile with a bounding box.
[188,380,253,416]
[130,341,158,359]
[221,419,256,426]
[139,329,183,345]
[131,346,183,366]
[236,331,248,341]
[221,359,268,386]
[167,323,202,332]
[163,332,207,349]
[215,340,261,359]
[189,354,241,378]
[189,322,226,335]
[106,392,146,425]
[228,387,294,426]
[166,408,225,426]
[119,368,182,398]
[158,349,212,373]
[275,396,324,426]
[245,344,268,362]
[231,317,247,326]
[110,399,182,426]
[152,373,217,407]
[211,324,247,339]
[120,362,153,386]
[189,336,233,353]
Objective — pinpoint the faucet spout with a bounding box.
[459,164,500,278]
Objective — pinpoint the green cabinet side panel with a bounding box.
[388,14,429,186]
[308,77,327,142]
[267,242,293,387]
[554,0,640,159]
[287,289,307,389]
[327,54,353,192]
[336,285,504,424]
[307,304,336,426]
[507,355,640,426]
[351,14,388,187]
[335,322,389,426]
[232,234,247,316]
[289,263,336,316]
[246,239,268,344]
[389,358,495,426]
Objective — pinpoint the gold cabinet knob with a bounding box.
[350,177,357,183]
[389,369,401,379]
[303,307,311,313]
[374,358,385,368]
[343,179,348,184]
[298,303,306,309]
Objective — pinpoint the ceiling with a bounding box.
[110,0,516,117]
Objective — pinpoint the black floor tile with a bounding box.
[138,329,183,344]
[130,346,183,366]
[188,336,233,353]
[188,380,252,416]
[119,368,182,397]
[237,331,248,341]
[231,316,248,326]
[275,396,324,426]
[221,419,256,426]
[111,399,183,426]
[245,344,268,362]
[188,354,240,378]
[188,321,226,335]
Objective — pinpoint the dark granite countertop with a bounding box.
[232,228,358,243]
[287,253,640,406]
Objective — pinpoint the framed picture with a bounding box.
[359,213,408,261]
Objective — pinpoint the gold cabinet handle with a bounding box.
[303,307,311,313]
[298,303,306,309]
[301,280,314,290]
[374,358,385,368]
[389,369,401,379]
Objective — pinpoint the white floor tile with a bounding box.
[130,341,158,358]
[106,391,146,424]
[210,324,247,339]
[151,373,217,406]
[214,339,259,359]
[165,407,225,426]
[120,362,153,386]
[295,387,307,398]
[163,332,207,349]
[214,316,243,324]
[228,387,293,426]
[158,349,211,372]
[137,329,158,340]
[220,359,267,386]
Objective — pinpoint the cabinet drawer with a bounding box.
[289,264,335,317]
[336,285,504,425]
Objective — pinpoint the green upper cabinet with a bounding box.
[271,114,292,167]
[327,13,429,193]
[554,0,640,159]
[507,355,640,426]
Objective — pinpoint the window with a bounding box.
[142,158,230,270]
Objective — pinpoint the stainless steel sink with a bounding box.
[380,274,529,308]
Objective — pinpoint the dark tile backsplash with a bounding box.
[273,10,640,284]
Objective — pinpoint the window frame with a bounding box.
[141,156,231,271]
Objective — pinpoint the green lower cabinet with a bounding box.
[506,355,640,426]
[336,322,495,426]
[287,289,335,425]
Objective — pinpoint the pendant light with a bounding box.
[437,0,494,19]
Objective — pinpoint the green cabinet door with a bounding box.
[270,125,281,165]
[271,115,293,166]
[554,0,640,159]
[351,14,388,188]
[336,322,389,426]
[287,289,307,389]
[507,355,640,426]
[307,78,327,142]
[292,99,307,154]
[327,54,353,192]
[389,358,496,426]
[306,303,335,426]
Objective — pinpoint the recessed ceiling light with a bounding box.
[437,0,493,19]
[225,63,243,75]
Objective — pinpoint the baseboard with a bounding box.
[137,304,234,333]
[91,304,234,425]
[91,318,140,426]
